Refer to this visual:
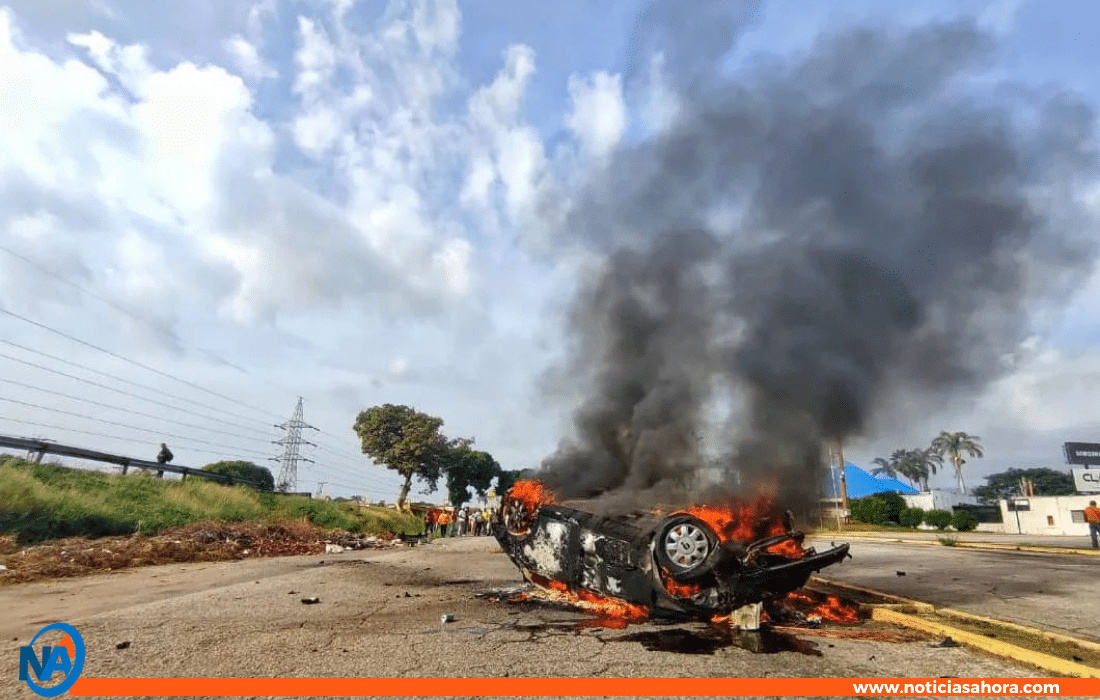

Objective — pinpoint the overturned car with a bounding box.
[493,480,850,620]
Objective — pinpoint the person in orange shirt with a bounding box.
[1085,501,1100,549]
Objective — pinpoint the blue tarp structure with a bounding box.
[824,462,918,499]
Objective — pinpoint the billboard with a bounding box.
[1072,468,1100,493]
[1064,442,1100,465]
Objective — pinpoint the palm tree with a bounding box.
[870,450,904,480]
[901,448,942,492]
[930,431,983,495]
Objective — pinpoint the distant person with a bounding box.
[456,508,467,537]
[1086,501,1100,549]
[157,443,173,465]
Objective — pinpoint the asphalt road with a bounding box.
[807,536,1100,643]
[0,536,1073,699]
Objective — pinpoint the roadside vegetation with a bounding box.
[0,457,424,545]
[844,492,981,532]
[0,456,427,585]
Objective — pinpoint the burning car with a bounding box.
[493,480,850,621]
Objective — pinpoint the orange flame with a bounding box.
[527,572,649,623]
[811,594,861,624]
[684,497,787,544]
[660,570,704,599]
[681,498,804,559]
[765,537,805,558]
[508,480,557,510]
[779,591,861,625]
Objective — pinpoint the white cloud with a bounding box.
[2,2,524,328]
[292,16,336,95]
[226,35,276,80]
[461,45,548,227]
[66,29,154,96]
[565,71,628,158]
[638,53,681,136]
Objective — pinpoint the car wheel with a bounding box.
[501,496,537,539]
[654,515,719,581]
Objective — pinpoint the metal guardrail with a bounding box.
[0,434,262,488]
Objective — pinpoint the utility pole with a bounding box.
[271,397,318,492]
[834,440,849,512]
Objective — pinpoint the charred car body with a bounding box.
[493,481,850,620]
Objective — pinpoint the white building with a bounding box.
[901,489,982,512]
[993,495,1097,536]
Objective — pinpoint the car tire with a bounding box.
[654,515,720,581]
[500,496,537,541]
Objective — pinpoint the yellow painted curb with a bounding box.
[937,608,1100,654]
[871,607,1100,678]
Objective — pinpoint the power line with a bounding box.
[314,442,373,466]
[0,396,272,458]
[0,244,251,374]
[0,306,285,422]
[0,349,272,438]
[0,376,273,445]
[0,416,263,460]
[297,478,393,500]
[305,458,402,491]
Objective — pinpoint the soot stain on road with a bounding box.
[610,627,823,656]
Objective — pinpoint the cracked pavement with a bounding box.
[0,536,1070,698]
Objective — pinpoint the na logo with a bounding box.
[19,622,85,697]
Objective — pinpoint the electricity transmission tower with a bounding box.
[271,397,318,492]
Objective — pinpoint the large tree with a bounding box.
[930,431,983,495]
[353,404,448,510]
[441,441,501,508]
[495,469,523,495]
[973,467,1076,503]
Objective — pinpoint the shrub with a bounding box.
[952,510,979,532]
[924,509,954,530]
[849,496,890,525]
[899,507,925,528]
[870,492,907,524]
[201,461,275,491]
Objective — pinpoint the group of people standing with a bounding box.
[425,505,494,538]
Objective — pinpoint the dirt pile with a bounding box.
[0,519,401,585]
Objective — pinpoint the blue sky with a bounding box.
[1,0,1099,503]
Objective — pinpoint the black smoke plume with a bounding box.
[538,2,1098,512]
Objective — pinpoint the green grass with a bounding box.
[0,457,423,544]
[809,521,928,535]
